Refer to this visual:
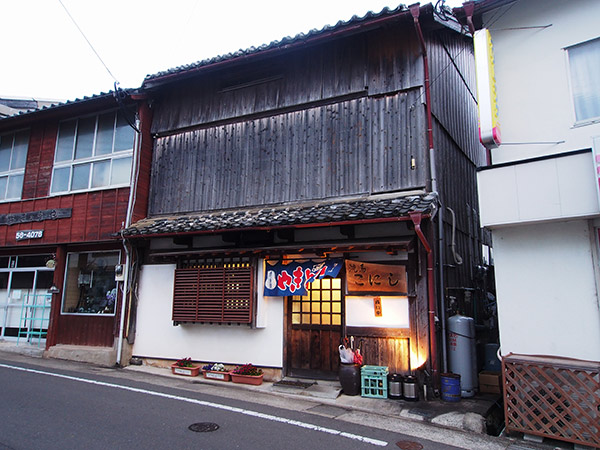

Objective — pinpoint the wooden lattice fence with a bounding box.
[503,354,600,448]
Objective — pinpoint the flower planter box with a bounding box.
[203,370,231,381]
[170,363,200,377]
[231,373,264,385]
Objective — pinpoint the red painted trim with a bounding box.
[409,211,438,382]
[46,244,65,349]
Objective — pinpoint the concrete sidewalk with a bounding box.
[126,363,498,435]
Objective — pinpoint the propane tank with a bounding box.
[447,314,477,397]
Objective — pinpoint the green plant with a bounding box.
[233,363,263,376]
[175,357,194,367]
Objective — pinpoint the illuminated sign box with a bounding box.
[474,28,501,149]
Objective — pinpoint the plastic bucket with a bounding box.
[441,373,461,402]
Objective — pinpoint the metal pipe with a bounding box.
[116,115,142,367]
[409,3,437,193]
[409,212,438,382]
[438,207,448,373]
[410,4,441,380]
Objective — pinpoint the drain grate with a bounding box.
[396,441,423,450]
[188,422,219,433]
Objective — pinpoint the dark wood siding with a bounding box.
[54,315,115,347]
[0,189,129,247]
[149,91,427,215]
[150,26,422,135]
[22,120,58,200]
[427,30,486,290]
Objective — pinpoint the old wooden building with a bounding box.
[124,3,485,384]
[0,92,151,365]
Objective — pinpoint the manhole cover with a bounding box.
[396,441,423,450]
[188,422,219,432]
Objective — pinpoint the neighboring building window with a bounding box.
[172,261,254,324]
[568,37,600,123]
[51,110,135,194]
[61,251,120,315]
[0,130,29,201]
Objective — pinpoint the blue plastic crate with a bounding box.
[361,365,389,398]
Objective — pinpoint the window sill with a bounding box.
[61,312,116,317]
[572,117,600,128]
[50,183,131,197]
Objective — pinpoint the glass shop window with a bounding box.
[61,251,120,315]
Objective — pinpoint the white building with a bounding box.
[457,0,600,447]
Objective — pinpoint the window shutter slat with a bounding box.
[172,264,253,324]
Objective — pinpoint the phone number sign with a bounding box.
[15,229,44,241]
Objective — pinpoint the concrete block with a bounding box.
[45,344,116,367]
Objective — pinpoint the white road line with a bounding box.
[0,363,388,447]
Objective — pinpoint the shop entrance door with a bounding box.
[0,255,54,344]
[286,277,343,379]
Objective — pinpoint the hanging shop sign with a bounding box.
[345,260,407,294]
[264,259,343,296]
[373,296,383,317]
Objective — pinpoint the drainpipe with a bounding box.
[409,3,437,193]
[116,114,141,367]
[409,212,438,383]
[410,4,443,378]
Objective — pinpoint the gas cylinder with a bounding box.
[447,314,477,397]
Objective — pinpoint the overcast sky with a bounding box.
[1,0,464,102]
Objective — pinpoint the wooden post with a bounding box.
[45,245,66,349]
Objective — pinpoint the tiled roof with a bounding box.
[122,193,437,237]
[0,89,137,123]
[143,3,415,85]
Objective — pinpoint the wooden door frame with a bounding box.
[283,276,345,379]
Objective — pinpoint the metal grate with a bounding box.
[502,354,600,448]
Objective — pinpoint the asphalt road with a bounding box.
[0,358,466,450]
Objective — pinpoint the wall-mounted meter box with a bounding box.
[115,264,125,281]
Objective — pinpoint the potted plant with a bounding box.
[202,363,231,381]
[231,363,264,385]
[170,357,201,377]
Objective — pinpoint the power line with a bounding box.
[57,0,119,84]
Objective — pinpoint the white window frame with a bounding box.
[0,129,29,202]
[50,110,134,195]
[60,250,121,316]
[565,37,600,127]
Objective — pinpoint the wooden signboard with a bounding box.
[345,260,407,294]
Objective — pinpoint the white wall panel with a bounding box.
[133,264,283,367]
[493,220,600,361]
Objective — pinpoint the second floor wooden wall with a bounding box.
[147,21,438,216]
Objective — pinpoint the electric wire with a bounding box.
[57,0,119,84]
[57,0,139,133]
[487,0,520,29]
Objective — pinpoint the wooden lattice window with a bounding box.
[172,262,254,324]
[291,278,342,326]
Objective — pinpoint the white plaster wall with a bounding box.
[478,151,600,227]
[345,296,409,328]
[133,264,283,367]
[492,220,600,361]
[484,0,600,164]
